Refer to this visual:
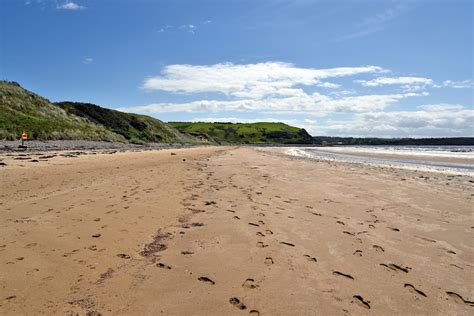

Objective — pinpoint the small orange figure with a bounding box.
[21,132,28,147]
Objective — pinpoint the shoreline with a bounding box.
[1,147,472,315]
[275,147,474,176]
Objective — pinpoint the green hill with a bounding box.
[0,80,315,145]
[0,81,197,144]
[56,102,196,144]
[169,122,315,144]
[0,81,124,141]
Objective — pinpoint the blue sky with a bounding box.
[1,0,472,137]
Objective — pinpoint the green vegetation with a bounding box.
[0,80,315,145]
[169,122,315,144]
[0,81,123,141]
[0,81,197,143]
[57,102,196,144]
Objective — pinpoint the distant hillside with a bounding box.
[57,102,196,144]
[0,81,198,144]
[169,122,315,144]
[314,136,474,146]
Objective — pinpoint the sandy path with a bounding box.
[0,147,473,315]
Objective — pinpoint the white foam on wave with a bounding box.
[314,146,474,160]
[281,147,474,176]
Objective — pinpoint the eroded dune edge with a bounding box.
[0,147,473,315]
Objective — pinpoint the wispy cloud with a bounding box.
[356,76,433,87]
[82,57,93,64]
[441,80,472,89]
[336,4,407,42]
[417,103,465,111]
[120,91,426,116]
[356,76,472,92]
[179,24,196,34]
[203,20,212,24]
[356,5,406,27]
[57,1,86,10]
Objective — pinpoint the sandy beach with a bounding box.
[0,146,473,315]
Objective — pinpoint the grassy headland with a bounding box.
[169,122,315,144]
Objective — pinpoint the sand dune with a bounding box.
[0,147,473,315]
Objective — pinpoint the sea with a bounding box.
[283,146,474,175]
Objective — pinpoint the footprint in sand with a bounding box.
[233,216,241,220]
[353,250,363,256]
[336,221,345,225]
[446,291,474,306]
[242,278,258,289]
[258,220,265,225]
[229,297,246,310]
[157,263,172,270]
[256,232,265,237]
[256,242,268,248]
[280,241,295,247]
[333,271,354,280]
[198,277,215,285]
[265,230,273,235]
[404,284,427,297]
[353,295,371,309]
[249,223,260,227]
[117,253,131,259]
[380,263,411,273]
[373,245,385,252]
[264,257,274,266]
[249,310,260,315]
[304,254,317,262]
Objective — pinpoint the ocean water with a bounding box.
[283,146,474,175]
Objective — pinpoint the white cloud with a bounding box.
[417,103,465,111]
[57,1,85,10]
[179,24,196,34]
[203,20,212,24]
[441,80,472,89]
[131,61,471,137]
[119,91,425,115]
[316,109,474,137]
[357,5,406,27]
[142,62,385,99]
[82,57,93,64]
[356,76,434,87]
[335,5,407,42]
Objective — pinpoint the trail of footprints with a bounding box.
[79,155,473,315]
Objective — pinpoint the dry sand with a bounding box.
[0,146,473,315]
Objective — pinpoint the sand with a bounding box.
[0,146,473,315]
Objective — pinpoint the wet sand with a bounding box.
[0,147,473,315]
[302,147,474,165]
